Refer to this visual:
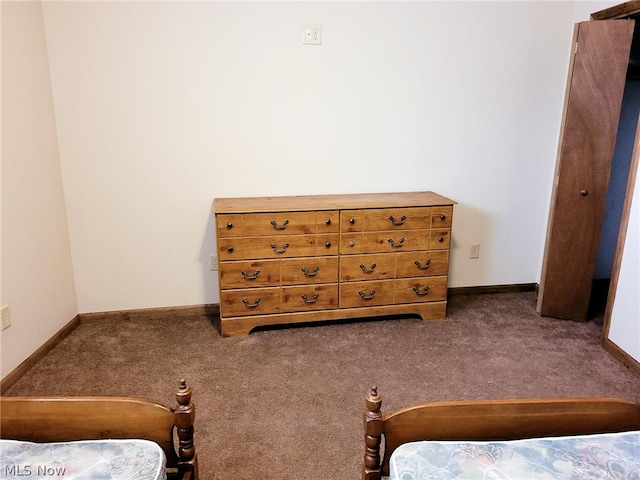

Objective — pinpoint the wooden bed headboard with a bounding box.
[1,379,198,480]
[363,386,640,480]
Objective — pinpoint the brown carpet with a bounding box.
[5,292,640,480]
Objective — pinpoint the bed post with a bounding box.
[174,379,199,480]
[363,386,383,480]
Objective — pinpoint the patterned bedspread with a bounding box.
[0,439,166,480]
[389,430,640,479]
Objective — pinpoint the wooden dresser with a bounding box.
[213,191,455,336]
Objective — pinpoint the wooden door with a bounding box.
[537,20,634,320]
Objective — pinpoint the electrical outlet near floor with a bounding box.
[210,255,219,271]
[1,305,10,331]
[469,243,480,259]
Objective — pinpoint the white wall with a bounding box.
[1,1,78,379]
[608,159,640,362]
[41,1,578,313]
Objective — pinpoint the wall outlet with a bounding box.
[210,255,219,271]
[470,243,480,259]
[1,305,10,331]
[303,24,322,45]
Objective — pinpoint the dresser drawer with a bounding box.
[431,206,453,228]
[429,229,451,249]
[362,207,432,231]
[339,280,395,308]
[281,256,339,285]
[395,250,449,278]
[219,260,280,289]
[242,235,317,259]
[242,212,316,235]
[316,234,340,255]
[218,237,243,261]
[394,276,448,303]
[340,233,362,254]
[220,287,281,317]
[340,254,395,282]
[316,211,340,233]
[217,214,243,238]
[359,230,431,253]
[282,284,338,313]
[340,211,363,232]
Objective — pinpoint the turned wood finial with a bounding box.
[366,386,381,413]
[175,379,192,408]
[363,385,383,480]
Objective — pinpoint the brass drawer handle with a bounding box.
[358,289,376,300]
[242,298,261,308]
[413,285,430,296]
[301,294,319,304]
[271,219,289,230]
[415,259,431,270]
[241,270,260,280]
[388,237,405,248]
[301,266,320,277]
[360,263,377,274]
[271,243,290,254]
[389,215,406,225]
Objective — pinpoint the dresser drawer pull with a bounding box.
[326,219,332,225]
[325,242,332,249]
[439,214,446,221]
[349,218,356,224]
[301,266,320,277]
[270,219,289,230]
[389,215,406,225]
[301,293,320,304]
[241,270,260,280]
[226,222,234,229]
[348,240,355,247]
[413,285,430,296]
[359,263,377,274]
[271,243,290,254]
[438,236,445,243]
[388,237,405,248]
[415,259,431,270]
[242,298,261,308]
[358,290,376,300]
[227,246,235,253]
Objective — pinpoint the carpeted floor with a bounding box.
[5,292,640,479]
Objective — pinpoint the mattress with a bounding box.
[389,430,640,480]
[0,438,166,480]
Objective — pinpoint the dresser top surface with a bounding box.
[213,191,456,214]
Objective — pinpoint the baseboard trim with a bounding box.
[602,338,640,375]
[1,315,81,394]
[79,303,220,322]
[448,283,538,297]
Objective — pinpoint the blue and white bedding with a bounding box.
[0,439,166,480]
[389,430,640,480]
